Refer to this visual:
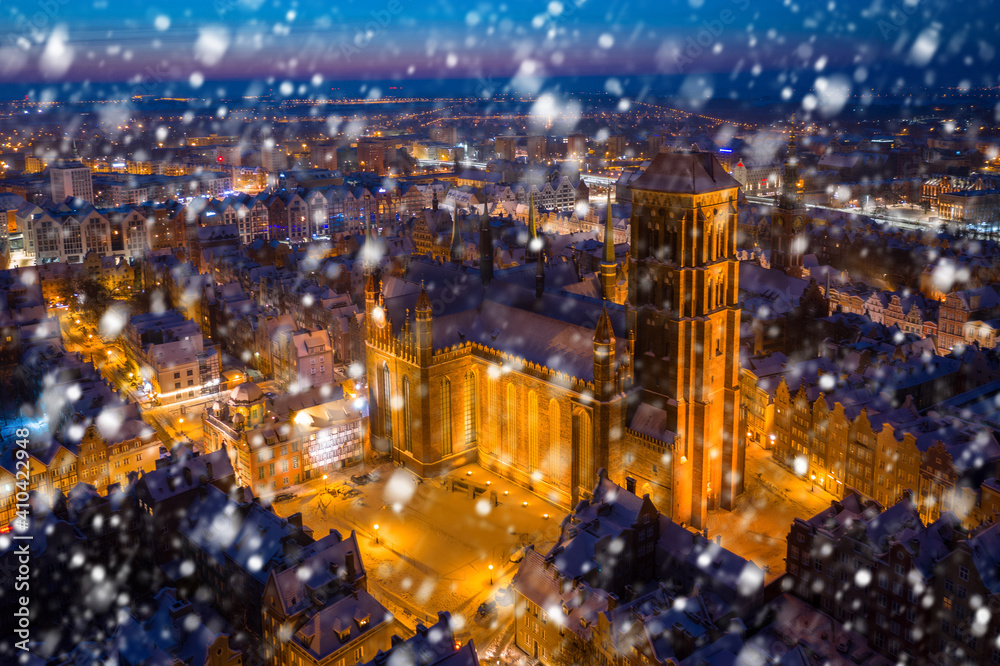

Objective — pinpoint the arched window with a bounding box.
[441,378,452,456]
[488,374,499,456]
[546,399,559,480]
[505,384,516,463]
[402,377,412,453]
[381,363,392,439]
[465,371,477,444]
[528,391,539,472]
[574,408,594,488]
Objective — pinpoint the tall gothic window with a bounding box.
[505,384,516,463]
[574,408,593,489]
[381,363,392,438]
[402,377,412,453]
[465,371,477,444]
[546,399,559,480]
[488,374,498,456]
[441,379,452,456]
[528,391,539,472]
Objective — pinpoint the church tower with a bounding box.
[627,151,743,529]
[771,121,808,278]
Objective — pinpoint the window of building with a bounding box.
[381,363,392,439]
[403,377,412,453]
[959,566,969,581]
[441,379,452,456]
[465,371,477,444]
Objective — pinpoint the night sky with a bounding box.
[2,0,1000,97]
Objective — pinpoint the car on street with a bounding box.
[274,492,297,502]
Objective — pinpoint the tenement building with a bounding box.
[202,380,364,495]
[365,150,745,525]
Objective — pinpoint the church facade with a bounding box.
[365,151,744,526]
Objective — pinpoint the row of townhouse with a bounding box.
[15,199,187,263]
[3,448,478,665]
[827,281,1000,352]
[755,352,1000,526]
[121,309,221,405]
[432,172,589,213]
[13,181,421,265]
[786,494,1000,665]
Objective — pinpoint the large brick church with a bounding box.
[365,151,743,528]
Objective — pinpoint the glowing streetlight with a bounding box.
[373,523,380,544]
[810,474,816,492]
[488,563,494,585]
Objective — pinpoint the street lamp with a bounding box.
[373,524,380,544]
[488,563,493,585]
[810,474,815,492]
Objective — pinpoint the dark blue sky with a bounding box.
[1,0,998,97]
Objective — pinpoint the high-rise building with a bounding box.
[494,136,517,161]
[357,138,388,175]
[566,134,587,159]
[49,159,94,204]
[261,143,288,172]
[606,134,626,159]
[430,126,458,144]
[627,151,743,528]
[526,136,546,161]
[310,143,338,169]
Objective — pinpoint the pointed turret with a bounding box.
[535,241,545,299]
[450,210,464,263]
[528,191,537,242]
[479,209,493,286]
[778,116,802,210]
[602,190,615,264]
[363,214,380,276]
[594,307,613,344]
[772,114,808,278]
[600,190,619,302]
[593,307,615,399]
[527,191,538,262]
[415,281,433,364]
[432,190,439,212]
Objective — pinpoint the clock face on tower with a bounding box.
[793,216,803,230]
[774,216,783,229]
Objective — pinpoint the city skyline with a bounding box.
[4,2,1000,665]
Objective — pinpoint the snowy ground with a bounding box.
[708,440,838,583]
[272,460,564,654]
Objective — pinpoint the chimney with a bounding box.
[206,461,214,478]
[329,561,339,576]
[183,467,192,486]
[346,550,356,580]
[625,477,636,494]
